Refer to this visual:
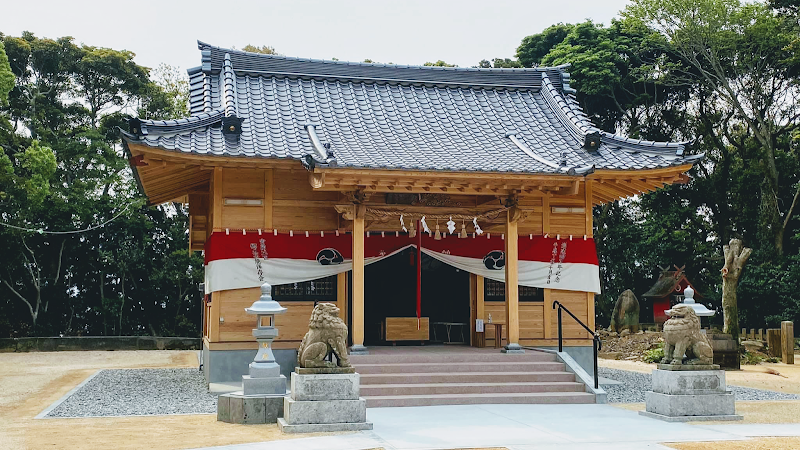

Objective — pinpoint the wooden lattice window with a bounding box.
[272,275,337,301]
[485,279,543,302]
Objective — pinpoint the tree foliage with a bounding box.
[0,33,201,337]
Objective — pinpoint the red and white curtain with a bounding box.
[204,232,600,294]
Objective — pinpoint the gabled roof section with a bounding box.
[122,42,704,176]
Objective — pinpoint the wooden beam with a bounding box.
[505,209,521,351]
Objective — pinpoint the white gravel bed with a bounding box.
[46,368,217,417]
[599,367,800,403]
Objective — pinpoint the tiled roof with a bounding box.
[122,42,703,174]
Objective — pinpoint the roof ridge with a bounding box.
[195,41,569,91]
[222,53,237,118]
[197,40,569,73]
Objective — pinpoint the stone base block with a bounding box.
[217,393,285,424]
[652,369,726,395]
[502,343,525,354]
[283,397,367,425]
[295,367,356,374]
[277,418,373,433]
[291,373,360,401]
[242,374,286,396]
[249,362,281,378]
[639,410,743,422]
[348,345,369,355]
[657,364,720,371]
[645,391,736,417]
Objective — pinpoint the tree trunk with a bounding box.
[721,239,752,342]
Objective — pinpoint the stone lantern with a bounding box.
[242,282,287,395]
[668,286,715,318]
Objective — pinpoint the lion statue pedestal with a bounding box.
[278,303,373,433]
[639,304,742,422]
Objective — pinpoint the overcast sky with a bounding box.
[2,0,630,72]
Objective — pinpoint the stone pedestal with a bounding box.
[278,371,373,433]
[709,333,740,369]
[217,393,284,424]
[639,366,742,422]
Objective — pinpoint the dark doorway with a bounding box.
[421,254,470,328]
[361,247,470,346]
[363,247,417,345]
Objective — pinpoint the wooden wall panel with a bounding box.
[550,290,591,339]
[272,206,339,231]
[548,213,586,236]
[222,169,265,198]
[217,288,314,344]
[221,205,265,229]
[273,169,340,202]
[520,303,544,339]
[483,301,544,343]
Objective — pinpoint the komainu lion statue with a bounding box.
[660,304,714,365]
[297,303,351,369]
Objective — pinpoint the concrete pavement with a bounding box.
[190,403,800,450]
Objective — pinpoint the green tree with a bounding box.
[516,23,574,68]
[476,58,523,68]
[423,60,457,67]
[0,41,13,104]
[241,44,278,55]
[0,33,202,336]
[625,0,800,257]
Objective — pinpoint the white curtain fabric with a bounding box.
[421,249,601,294]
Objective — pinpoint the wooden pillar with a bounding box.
[350,204,368,354]
[542,195,552,339]
[585,180,595,333]
[264,168,274,229]
[504,207,523,353]
[337,272,348,331]
[782,321,795,364]
[209,167,223,342]
[212,167,223,232]
[471,274,486,347]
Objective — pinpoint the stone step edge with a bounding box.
[353,361,562,367]
[363,391,596,400]
[360,371,571,377]
[360,381,584,388]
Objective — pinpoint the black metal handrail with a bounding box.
[552,300,602,389]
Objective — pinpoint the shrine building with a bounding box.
[122,42,702,384]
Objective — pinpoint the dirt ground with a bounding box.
[0,350,336,450]
[2,351,799,450]
[600,355,800,394]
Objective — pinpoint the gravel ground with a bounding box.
[46,368,217,417]
[599,367,800,403]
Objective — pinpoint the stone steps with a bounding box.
[354,361,565,374]
[350,348,596,407]
[360,381,585,396]
[364,391,596,407]
[349,352,556,364]
[359,371,577,384]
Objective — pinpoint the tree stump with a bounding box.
[721,239,752,342]
[767,329,782,357]
[782,321,794,365]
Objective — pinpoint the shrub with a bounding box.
[643,343,664,363]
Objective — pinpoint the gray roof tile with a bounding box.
[123,43,702,174]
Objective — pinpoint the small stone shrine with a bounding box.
[218,283,287,424]
[278,302,372,433]
[640,288,742,421]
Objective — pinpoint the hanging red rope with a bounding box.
[416,220,422,330]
